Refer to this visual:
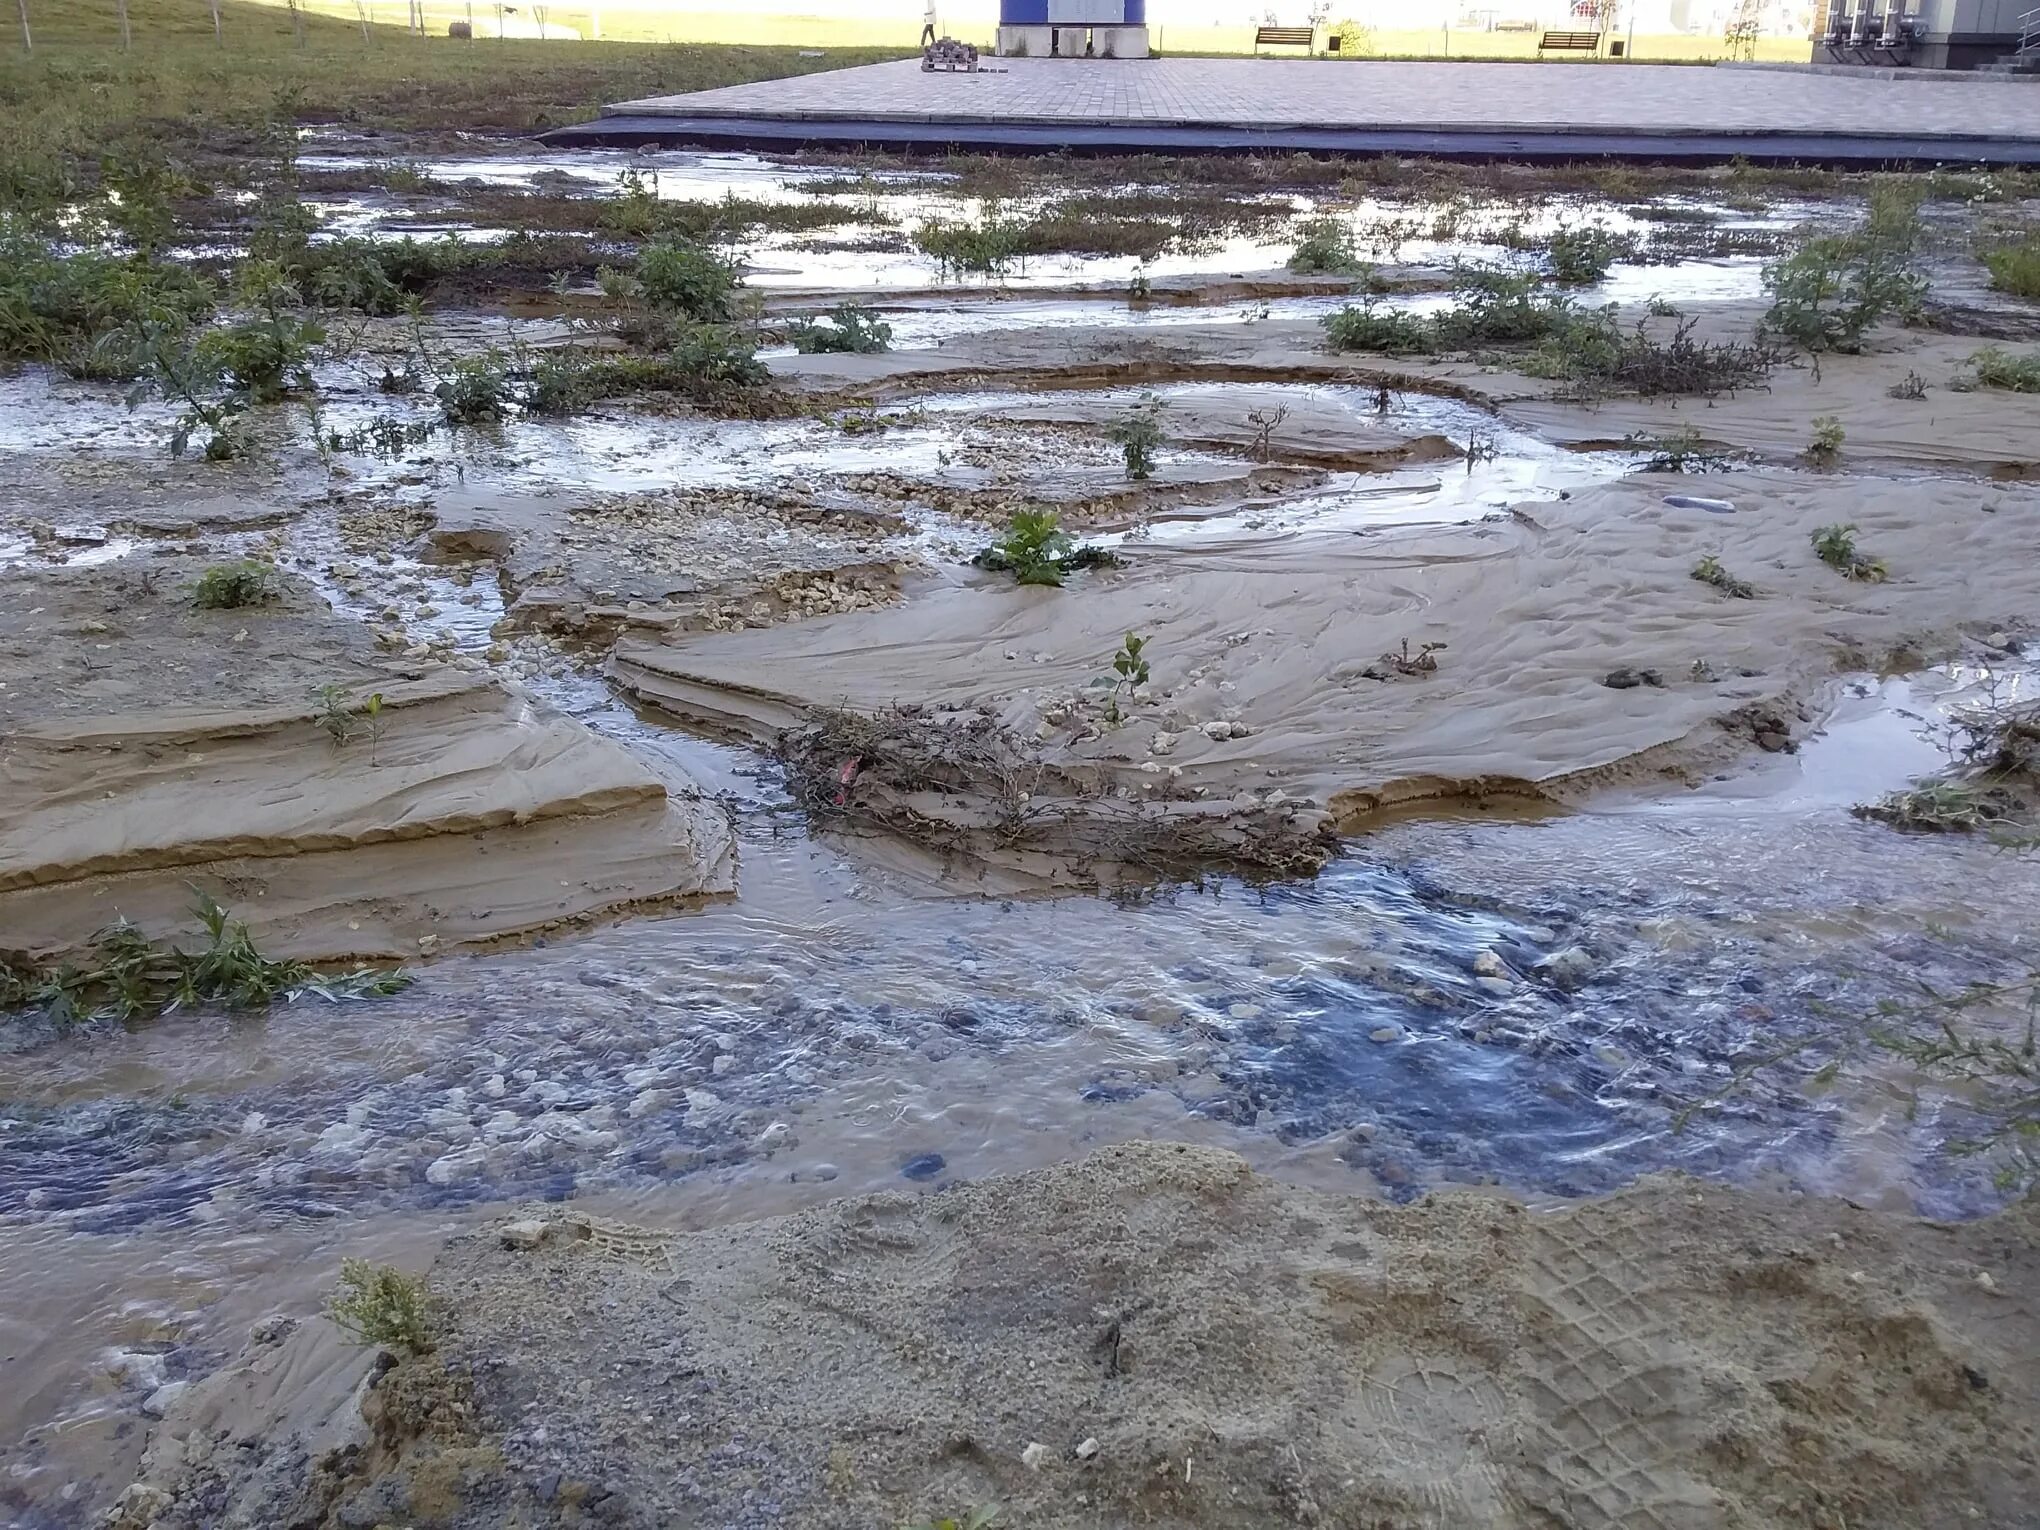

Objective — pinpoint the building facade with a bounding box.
[1815,0,2033,66]
[996,0,1151,57]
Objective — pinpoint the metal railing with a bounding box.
[2018,5,2040,58]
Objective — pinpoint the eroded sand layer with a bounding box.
[118,1142,2040,1530]
[0,564,733,961]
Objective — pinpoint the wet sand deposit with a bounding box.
[115,1144,2040,1530]
[4,129,2040,1530]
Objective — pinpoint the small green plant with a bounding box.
[1287,216,1367,276]
[914,214,1025,277]
[1105,393,1166,480]
[1128,264,1152,304]
[1967,346,2040,394]
[1760,233,1925,357]
[1806,415,1845,464]
[1646,294,1681,318]
[327,1259,434,1356]
[1888,369,1928,401]
[1811,522,1887,582]
[312,685,386,757]
[1322,297,1433,355]
[972,509,1117,587]
[194,560,279,610]
[786,303,893,355]
[1111,631,1151,692]
[1691,554,1758,598]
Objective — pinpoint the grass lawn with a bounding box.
[0,0,908,196]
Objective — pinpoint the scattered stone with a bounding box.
[900,1152,947,1182]
[1533,946,1598,992]
[501,1220,552,1251]
[1368,1025,1402,1044]
[1602,667,1665,690]
[1074,1437,1101,1461]
[1022,1441,1049,1471]
[140,1381,188,1419]
[1472,949,1511,980]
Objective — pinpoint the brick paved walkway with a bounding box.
[612,57,2040,142]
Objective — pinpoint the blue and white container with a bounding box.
[998,0,1150,57]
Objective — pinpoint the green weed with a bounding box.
[1690,554,1758,598]
[914,214,1025,277]
[1806,414,1845,463]
[1286,216,1368,276]
[1628,426,1740,473]
[327,1259,434,1356]
[0,892,410,1027]
[632,240,744,324]
[193,559,278,609]
[973,509,1117,587]
[1544,224,1630,285]
[1105,392,1166,480]
[786,303,893,355]
[1760,232,1925,356]
[1980,236,2040,301]
[1811,522,1886,581]
[1968,346,2040,393]
[435,355,513,425]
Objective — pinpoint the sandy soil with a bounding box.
[116,1142,2040,1530]
[606,465,2035,884]
[0,561,733,963]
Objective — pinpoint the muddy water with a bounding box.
[0,149,2030,1523]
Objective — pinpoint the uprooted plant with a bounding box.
[1,893,411,1026]
[1245,402,1290,462]
[972,508,1119,587]
[1362,638,1447,680]
[1629,426,1742,473]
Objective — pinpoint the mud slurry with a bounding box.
[122,1145,2040,1530]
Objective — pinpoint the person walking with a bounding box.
[921,0,938,47]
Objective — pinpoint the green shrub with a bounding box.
[1968,345,2040,393]
[787,303,893,355]
[1322,299,1434,354]
[634,240,744,322]
[1287,216,1367,275]
[1812,522,1886,581]
[669,323,771,395]
[1760,234,1925,355]
[328,1259,434,1356]
[1545,224,1629,285]
[0,222,214,378]
[436,355,513,424]
[1807,414,1845,462]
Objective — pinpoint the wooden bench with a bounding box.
[1537,30,1603,53]
[1254,25,1315,52]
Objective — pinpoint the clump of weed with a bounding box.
[1980,235,2040,301]
[1105,393,1166,480]
[1967,346,2040,394]
[1523,313,1778,399]
[973,509,1118,587]
[1805,414,1845,464]
[1,893,410,1026]
[1629,425,1741,473]
[1128,264,1152,305]
[915,214,1025,277]
[193,559,279,609]
[1888,369,1927,401]
[0,224,214,378]
[327,1259,434,1356]
[1691,554,1758,598]
[1287,216,1368,276]
[1545,224,1631,285]
[1811,522,1886,581]
[902,1509,999,1530]
[787,303,893,355]
[1322,298,1434,355]
[435,355,513,425]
